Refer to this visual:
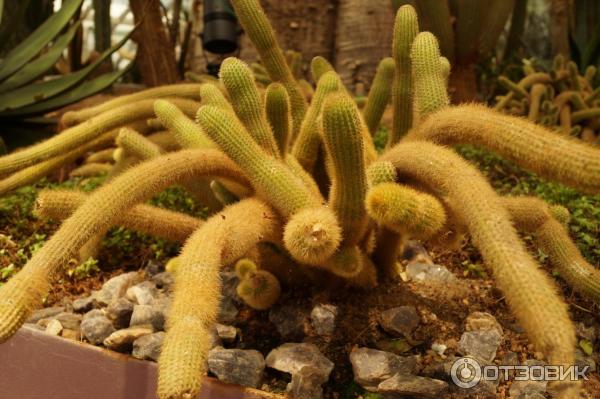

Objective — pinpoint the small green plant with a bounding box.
[66,257,100,280]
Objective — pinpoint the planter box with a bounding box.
[0,325,280,399]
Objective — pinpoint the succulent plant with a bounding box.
[0,2,597,399]
[495,55,600,144]
[0,0,133,128]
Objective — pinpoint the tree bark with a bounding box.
[550,0,570,59]
[260,0,337,77]
[334,0,394,92]
[130,0,179,86]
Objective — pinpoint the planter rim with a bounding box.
[0,325,283,399]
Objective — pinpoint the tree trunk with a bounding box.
[260,0,337,77]
[550,0,570,59]
[449,62,478,104]
[334,0,394,92]
[130,0,179,86]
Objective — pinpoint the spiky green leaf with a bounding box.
[0,21,82,93]
[0,62,133,118]
[0,0,83,81]
[0,28,134,112]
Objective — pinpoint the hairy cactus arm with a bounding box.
[381,141,577,385]
[230,0,307,136]
[220,57,280,157]
[292,71,343,172]
[500,196,600,302]
[405,104,600,194]
[363,57,395,136]
[61,83,203,126]
[0,149,248,343]
[265,82,292,155]
[388,4,418,147]
[322,93,369,246]
[410,32,449,119]
[158,198,280,399]
[154,99,215,149]
[0,98,199,176]
[34,189,203,243]
[116,127,164,160]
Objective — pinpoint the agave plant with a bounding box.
[0,0,134,149]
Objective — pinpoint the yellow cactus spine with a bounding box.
[410,32,449,118]
[311,56,335,83]
[219,57,280,157]
[234,258,281,310]
[363,57,395,135]
[282,207,342,266]
[199,83,232,110]
[196,105,341,265]
[61,83,202,126]
[158,198,280,399]
[0,131,116,196]
[381,141,576,375]
[69,163,112,178]
[388,4,418,147]
[0,98,194,176]
[230,0,308,136]
[321,93,368,246]
[500,196,600,302]
[116,127,163,160]
[265,82,291,155]
[34,189,202,243]
[405,104,600,194]
[366,182,447,240]
[292,71,342,171]
[0,149,248,344]
[153,99,214,149]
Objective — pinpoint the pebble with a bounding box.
[402,240,434,265]
[349,347,417,390]
[310,304,338,336]
[287,366,329,399]
[106,297,134,329]
[465,312,503,336]
[269,303,308,340]
[151,271,174,290]
[457,330,502,363]
[26,306,64,324]
[218,297,238,325]
[95,272,141,306]
[576,322,597,343]
[72,296,98,313]
[377,374,449,398]
[44,319,63,336]
[405,262,456,283]
[132,332,165,361]
[80,311,115,345]
[208,347,265,388]
[266,343,333,382]
[103,326,153,352]
[215,323,237,343]
[378,305,420,337]
[126,281,158,305]
[130,304,164,331]
[144,259,164,276]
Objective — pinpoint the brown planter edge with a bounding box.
[0,325,282,399]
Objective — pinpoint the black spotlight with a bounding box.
[202,0,239,55]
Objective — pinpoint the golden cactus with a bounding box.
[0,4,597,399]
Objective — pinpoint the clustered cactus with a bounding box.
[0,1,598,399]
[495,55,600,144]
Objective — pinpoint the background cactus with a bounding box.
[495,55,600,144]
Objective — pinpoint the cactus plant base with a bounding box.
[1,172,599,398]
